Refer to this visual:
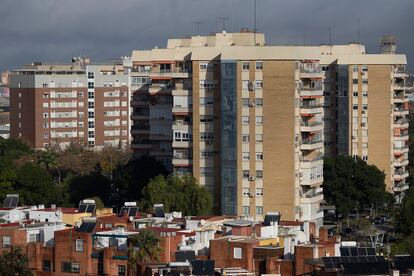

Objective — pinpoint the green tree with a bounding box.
[15,162,56,205]
[128,230,162,275]
[36,150,58,171]
[140,175,213,216]
[0,247,33,275]
[398,187,414,236]
[323,156,392,215]
[91,196,105,210]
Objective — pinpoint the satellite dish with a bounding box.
[129,216,134,222]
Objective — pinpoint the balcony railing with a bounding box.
[173,120,192,126]
[300,153,324,162]
[394,118,408,125]
[301,121,323,127]
[300,103,323,109]
[300,66,322,74]
[394,132,409,138]
[303,188,323,198]
[302,138,323,144]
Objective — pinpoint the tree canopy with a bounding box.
[0,247,33,276]
[323,156,393,215]
[140,174,213,216]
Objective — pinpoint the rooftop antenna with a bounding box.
[254,0,257,45]
[218,16,229,32]
[358,18,361,44]
[329,27,333,54]
[193,21,203,35]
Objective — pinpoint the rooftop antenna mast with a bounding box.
[358,18,361,44]
[218,16,229,32]
[254,0,257,45]
[329,27,333,54]
[193,21,203,35]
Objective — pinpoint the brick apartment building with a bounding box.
[9,58,130,149]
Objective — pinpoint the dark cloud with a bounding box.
[0,0,413,71]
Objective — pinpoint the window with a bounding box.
[256,170,263,179]
[362,79,368,85]
[255,134,263,142]
[201,151,214,158]
[199,63,208,70]
[88,102,94,108]
[353,65,358,72]
[256,62,263,70]
[118,265,126,276]
[43,112,49,118]
[200,167,213,176]
[362,155,368,161]
[242,152,250,160]
[242,206,250,215]
[242,98,250,107]
[88,91,94,99]
[232,247,244,261]
[362,65,368,72]
[353,92,358,97]
[255,116,263,125]
[88,111,94,118]
[242,170,250,178]
[2,236,11,248]
[62,262,80,273]
[256,206,263,214]
[78,92,84,98]
[256,152,263,160]
[362,104,368,110]
[256,188,263,196]
[255,98,263,107]
[242,188,250,196]
[43,122,49,128]
[242,62,249,70]
[43,260,52,272]
[200,132,214,141]
[242,80,250,90]
[200,97,214,105]
[88,121,94,128]
[242,135,249,143]
[255,80,263,89]
[88,131,94,138]
[88,72,94,79]
[353,105,358,110]
[200,115,214,123]
[362,91,368,97]
[353,79,358,85]
[88,82,94,89]
[242,116,249,124]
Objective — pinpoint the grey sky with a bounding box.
[0,0,413,72]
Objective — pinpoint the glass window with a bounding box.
[118,265,126,276]
[255,134,263,142]
[2,236,11,248]
[256,170,263,178]
[353,65,358,72]
[256,62,263,70]
[43,260,52,272]
[255,116,263,124]
[242,135,249,143]
[255,80,263,88]
[256,152,263,160]
[256,188,263,196]
[242,62,249,70]
[255,98,263,107]
[242,188,250,196]
[353,79,358,84]
[242,170,250,178]
[242,98,250,107]
[75,239,84,252]
[242,152,250,160]
[256,206,263,214]
[242,206,250,215]
[242,116,249,124]
[62,262,80,273]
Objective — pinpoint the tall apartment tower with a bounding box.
[128,32,325,226]
[320,45,409,202]
[9,59,131,149]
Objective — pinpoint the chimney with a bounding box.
[380,35,397,54]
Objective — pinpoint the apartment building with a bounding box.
[128,32,325,226]
[9,58,130,149]
[320,40,409,202]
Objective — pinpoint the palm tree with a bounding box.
[128,230,162,276]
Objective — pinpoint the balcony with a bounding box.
[300,155,323,169]
[172,87,191,96]
[172,106,191,114]
[299,188,324,204]
[394,169,409,181]
[300,176,324,186]
[300,121,323,132]
[394,83,410,90]
[172,121,191,131]
[150,69,192,79]
[394,145,409,155]
[393,95,408,103]
[393,181,409,192]
[299,65,324,78]
[394,157,409,167]
[172,151,193,166]
[394,131,409,141]
[394,69,409,78]
[394,107,409,116]
[131,126,150,135]
[300,138,323,150]
[394,118,409,129]
[300,103,323,115]
[130,100,150,107]
[172,140,192,148]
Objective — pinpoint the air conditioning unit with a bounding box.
[361,110,366,115]
[248,176,255,181]
[248,82,254,91]
[249,103,255,107]
[249,194,254,198]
